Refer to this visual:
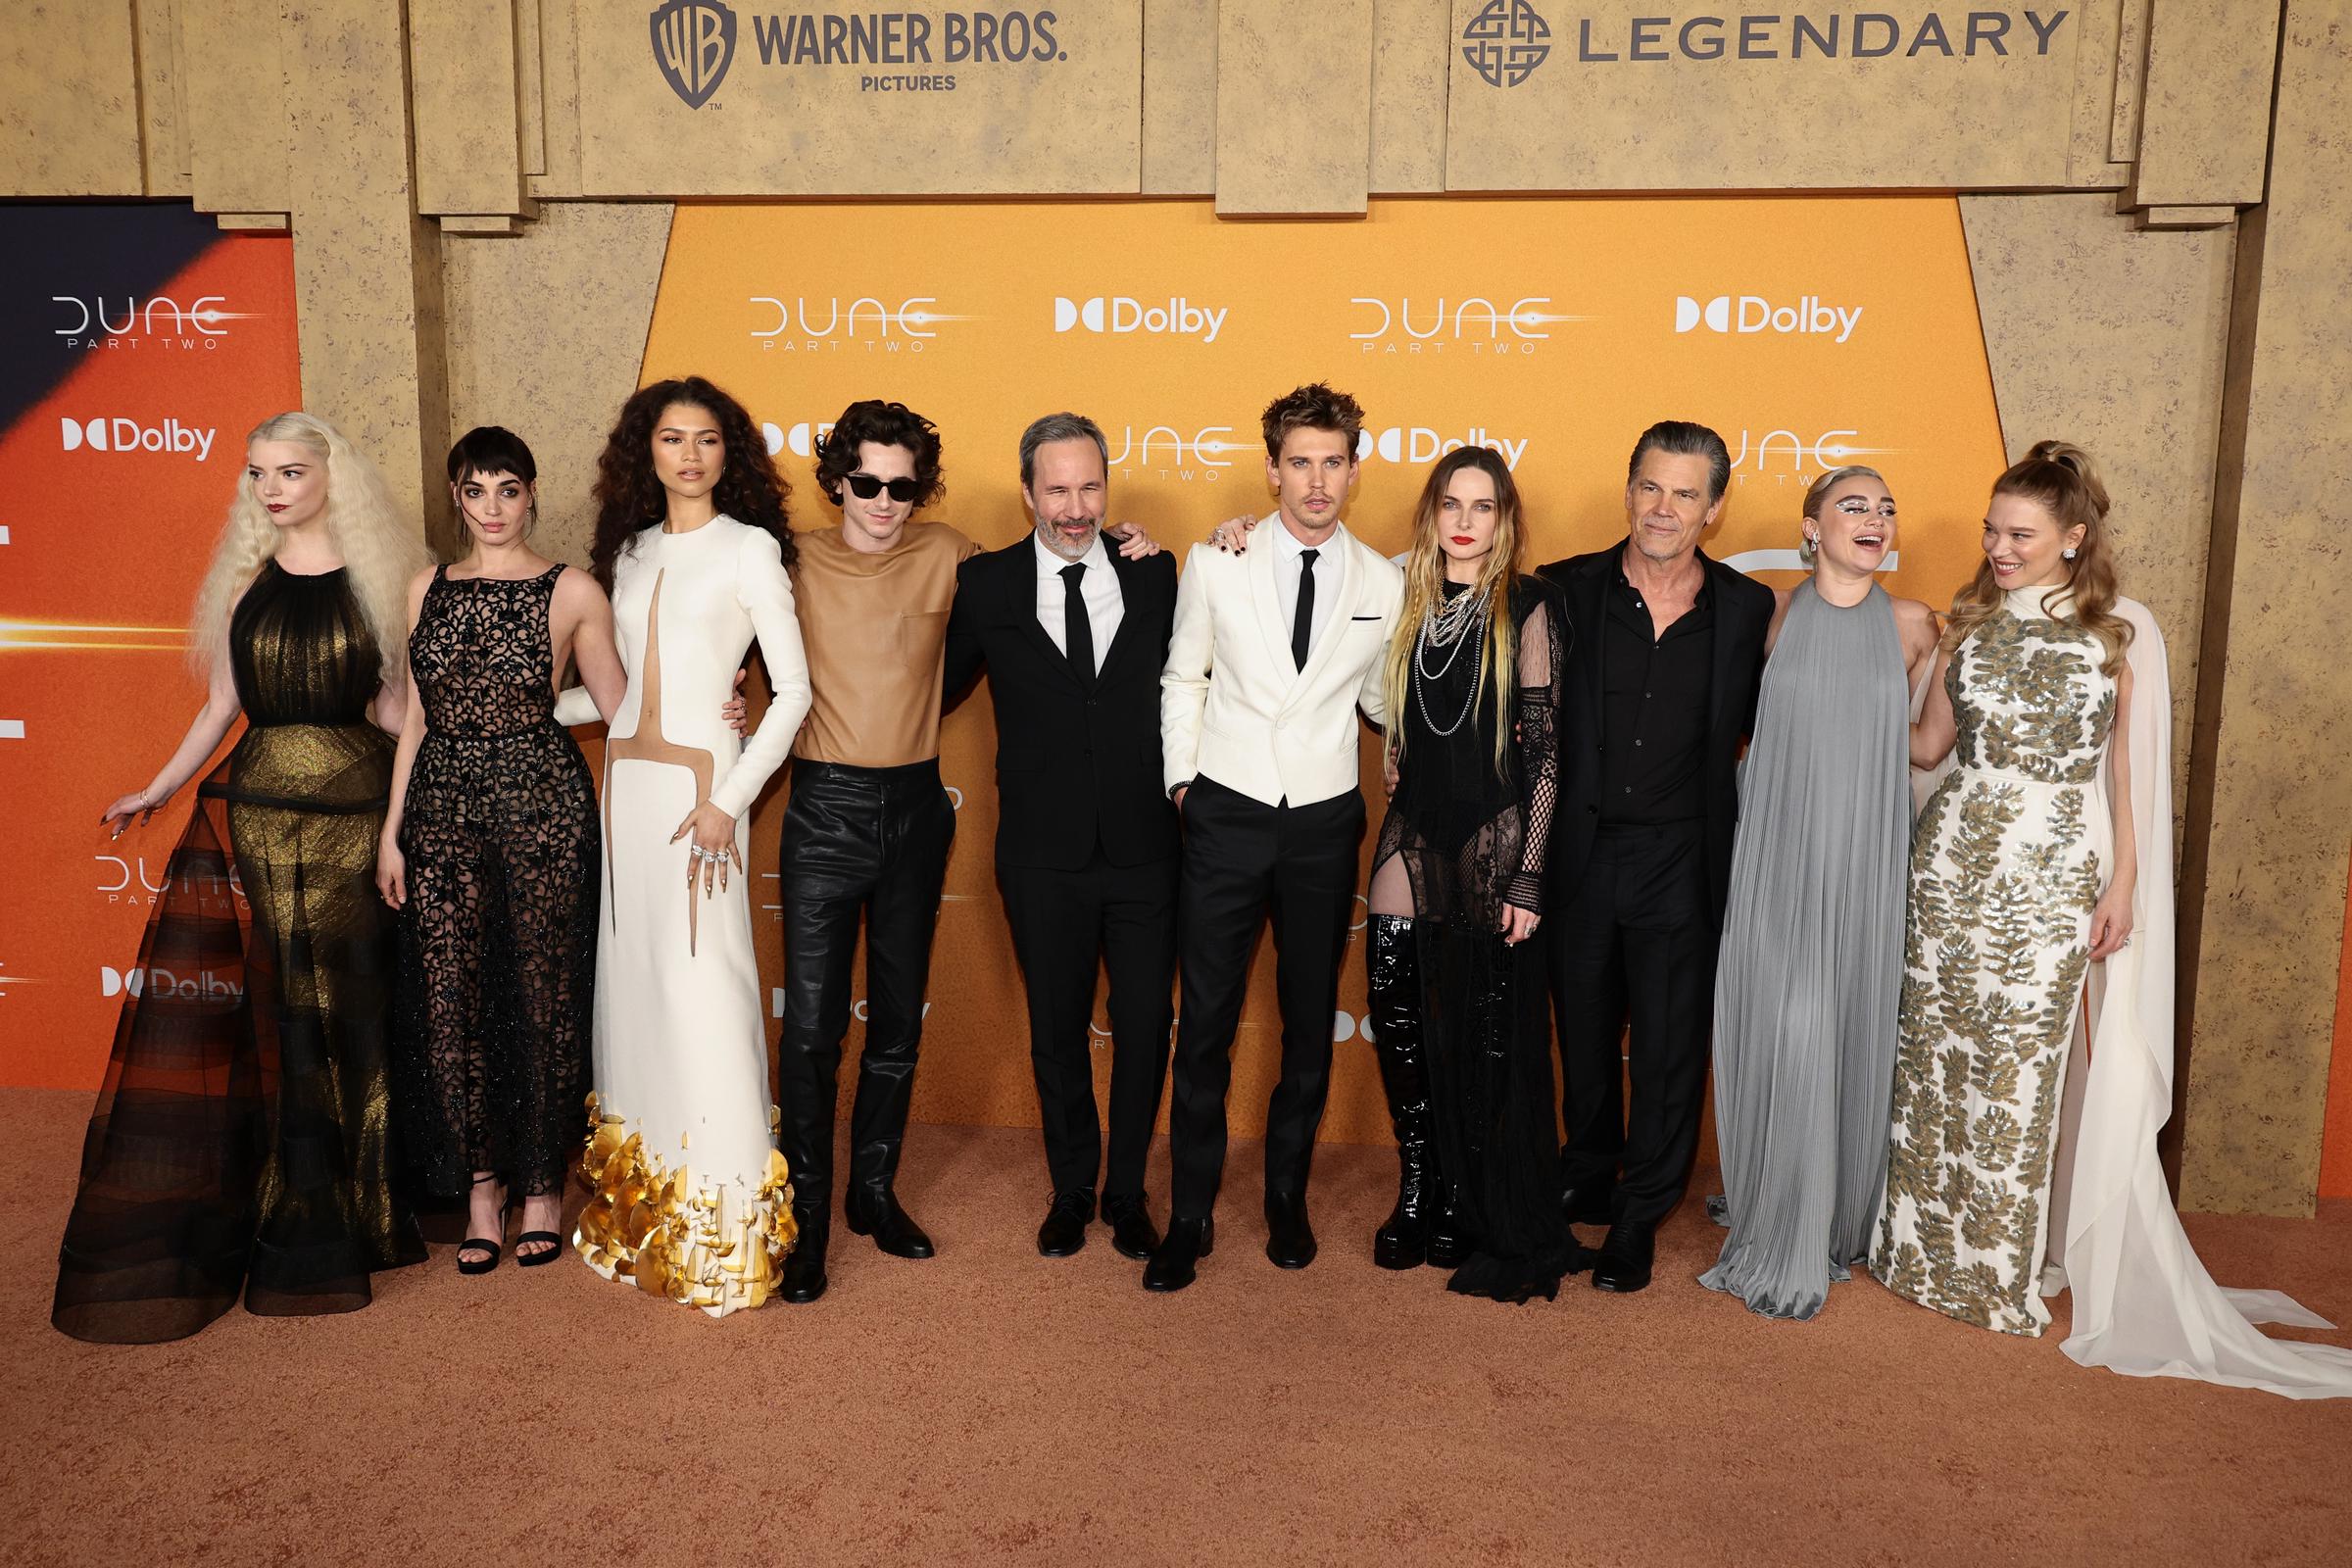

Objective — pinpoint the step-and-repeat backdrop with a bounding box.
[0,206,302,1090]
[5,196,2005,1155]
[639,194,2005,1146]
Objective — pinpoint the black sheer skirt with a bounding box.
[52,753,426,1344]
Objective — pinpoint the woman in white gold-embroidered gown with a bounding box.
[1874,441,2352,1397]
[563,377,811,1316]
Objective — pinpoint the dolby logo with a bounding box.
[1676,294,1863,344]
[61,416,217,461]
[1054,295,1228,345]
[1358,425,1530,470]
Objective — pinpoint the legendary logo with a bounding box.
[1461,0,1552,87]
[652,0,738,108]
[1054,296,1228,345]
[61,416,217,462]
[1676,293,1863,344]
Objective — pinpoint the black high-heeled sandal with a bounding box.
[459,1173,506,1275]
[514,1230,564,1267]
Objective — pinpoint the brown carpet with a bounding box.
[6,1085,2349,1567]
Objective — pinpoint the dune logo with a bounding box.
[1102,423,1247,479]
[53,294,246,345]
[748,296,943,345]
[652,0,737,108]
[62,416,216,462]
[1359,425,1529,470]
[1054,296,1227,344]
[1676,294,1863,343]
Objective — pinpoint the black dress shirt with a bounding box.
[1596,564,1714,825]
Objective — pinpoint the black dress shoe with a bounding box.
[1037,1190,1094,1257]
[779,1245,829,1304]
[1102,1194,1160,1261]
[1561,1180,1616,1227]
[1263,1191,1317,1270]
[1143,1217,1213,1293]
[845,1190,936,1258]
[1591,1222,1655,1294]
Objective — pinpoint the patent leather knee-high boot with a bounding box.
[1367,915,1436,1270]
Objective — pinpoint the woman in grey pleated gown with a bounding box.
[1698,466,1940,1319]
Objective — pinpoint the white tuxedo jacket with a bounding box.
[1160,514,1403,808]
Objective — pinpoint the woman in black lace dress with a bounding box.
[1365,447,1573,1303]
[378,428,624,1271]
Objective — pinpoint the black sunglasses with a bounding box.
[844,471,923,503]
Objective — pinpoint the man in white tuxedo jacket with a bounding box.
[1145,383,1404,1292]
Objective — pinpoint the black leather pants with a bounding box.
[776,760,956,1248]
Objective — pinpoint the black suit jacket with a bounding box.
[1535,545,1773,926]
[944,539,1180,871]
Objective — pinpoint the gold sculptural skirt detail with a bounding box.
[574,1095,797,1315]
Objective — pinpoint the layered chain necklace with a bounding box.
[1414,583,1489,737]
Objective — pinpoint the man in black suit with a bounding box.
[943,412,1179,1261]
[1537,419,1773,1294]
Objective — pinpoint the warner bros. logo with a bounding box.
[652,0,737,109]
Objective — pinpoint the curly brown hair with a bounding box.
[1260,382,1365,460]
[811,399,946,509]
[589,376,793,587]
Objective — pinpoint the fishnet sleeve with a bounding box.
[1502,595,1563,914]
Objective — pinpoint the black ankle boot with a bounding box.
[1368,914,1436,1271]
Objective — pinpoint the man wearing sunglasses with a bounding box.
[1148,382,1404,1292]
[940,413,1180,1264]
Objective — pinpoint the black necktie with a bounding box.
[1060,562,1094,683]
[1292,548,1319,670]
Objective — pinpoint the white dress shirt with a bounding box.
[1032,529,1124,659]
[1269,512,1338,660]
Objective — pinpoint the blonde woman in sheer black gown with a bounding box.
[56,413,428,1343]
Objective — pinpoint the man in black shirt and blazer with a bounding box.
[944,413,1179,1261]
[1537,420,1772,1292]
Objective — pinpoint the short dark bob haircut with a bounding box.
[448,424,537,486]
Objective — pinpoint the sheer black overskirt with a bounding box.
[392,566,597,1200]
[1374,579,1579,1302]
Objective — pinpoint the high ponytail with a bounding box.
[1941,439,2133,674]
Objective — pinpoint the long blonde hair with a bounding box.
[1941,439,2132,674]
[1381,448,1524,774]
[188,412,426,681]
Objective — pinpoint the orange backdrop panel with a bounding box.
[638,195,2007,1149]
[2,230,302,1089]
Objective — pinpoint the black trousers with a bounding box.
[997,849,1177,1202]
[776,760,956,1242]
[1548,820,1719,1228]
[1167,776,1364,1222]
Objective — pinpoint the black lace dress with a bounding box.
[1374,577,1575,1301]
[392,565,598,1200]
[53,562,426,1343]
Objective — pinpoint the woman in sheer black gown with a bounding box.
[57,412,428,1344]
[1363,447,1574,1302]
[378,428,621,1271]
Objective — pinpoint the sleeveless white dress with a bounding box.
[568,516,811,1316]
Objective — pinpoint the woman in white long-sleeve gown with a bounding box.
[562,376,812,1316]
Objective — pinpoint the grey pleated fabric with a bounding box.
[1699,579,1910,1320]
